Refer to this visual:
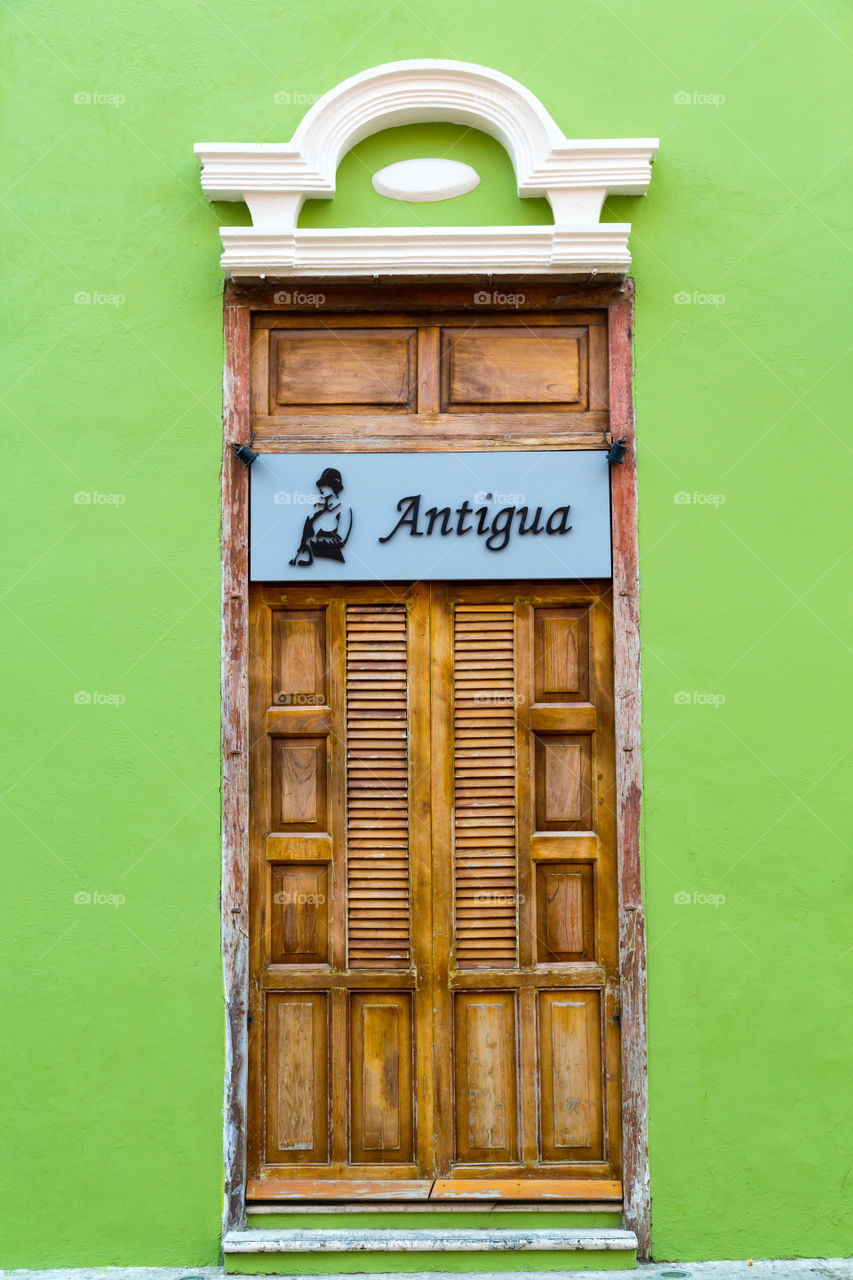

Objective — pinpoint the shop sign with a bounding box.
[249,451,611,581]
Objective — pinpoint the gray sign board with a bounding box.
[249,451,612,581]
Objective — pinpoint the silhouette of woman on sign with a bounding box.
[289,467,353,567]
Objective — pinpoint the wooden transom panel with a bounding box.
[248,583,620,1197]
[268,328,417,412]
[249,311,608,445]
[441,326,588,408]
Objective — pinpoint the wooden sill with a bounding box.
[246,1177,623,1202]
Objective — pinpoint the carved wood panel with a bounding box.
[268,328,417,413]
[441,326,588,410]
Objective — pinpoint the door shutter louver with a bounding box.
[345,605,410,969]
[452,604,518,968]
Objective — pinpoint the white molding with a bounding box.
[222,1227,639,1254]
[217,224,634,277]
[6,1261,851,1279]
[195,60,657,277]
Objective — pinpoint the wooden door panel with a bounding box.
[272,738,327,828]
[535,734,593,828]
[440,326,589,410]
[453,992,518,1163]
[536,863,595,963]
[269,863,330,964]
[350,992,414,1163]
[538,990,604,1162]
[269,328,417,412]
[533,607,590,701]
[264,993,329,1165]
[272,610,326,704]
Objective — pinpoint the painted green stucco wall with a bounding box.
[2,0,851,1269]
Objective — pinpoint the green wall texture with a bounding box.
[2,0,851,1268]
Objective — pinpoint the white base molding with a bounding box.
[217,223,634,278]
[2,1260,853,1279]
[195,59,657,279]
[0,1272,222,1280]
[222,1226,638,1254]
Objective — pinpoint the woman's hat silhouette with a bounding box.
[316,467,343,494]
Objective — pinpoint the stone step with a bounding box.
[223,1226,638,1273]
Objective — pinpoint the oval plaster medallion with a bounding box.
[371,157,480,202]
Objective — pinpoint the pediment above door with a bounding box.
[195,60,658,279]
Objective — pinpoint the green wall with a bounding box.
[2,0,851,1268]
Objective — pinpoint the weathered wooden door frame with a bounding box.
[219,279,649,1255]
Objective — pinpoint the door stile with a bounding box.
[515,598,539,1168]
[329,987,348,1168]
[327,599,348,1167]
[515,598,536,972]
[408,583,437,1175]
[247,590,271,1179]
[327,600,348,973]
[428,582,454,1178]
[416,326,441,414]
[518,986,539,1169]
[590,590,623,1174]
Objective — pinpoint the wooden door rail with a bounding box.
[246,1177,623,1202]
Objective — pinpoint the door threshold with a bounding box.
[223,1226,639,1274]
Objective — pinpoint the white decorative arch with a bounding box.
[195,60,658,277]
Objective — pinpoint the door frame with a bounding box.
[218,279,649,1255]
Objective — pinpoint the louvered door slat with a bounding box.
[453,603,517,968]
[346,605,410,969]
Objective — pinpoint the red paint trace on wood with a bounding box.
[608,284,650,1259]
[222,300,251,1235]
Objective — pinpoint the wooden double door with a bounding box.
[247,579,622,1201]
